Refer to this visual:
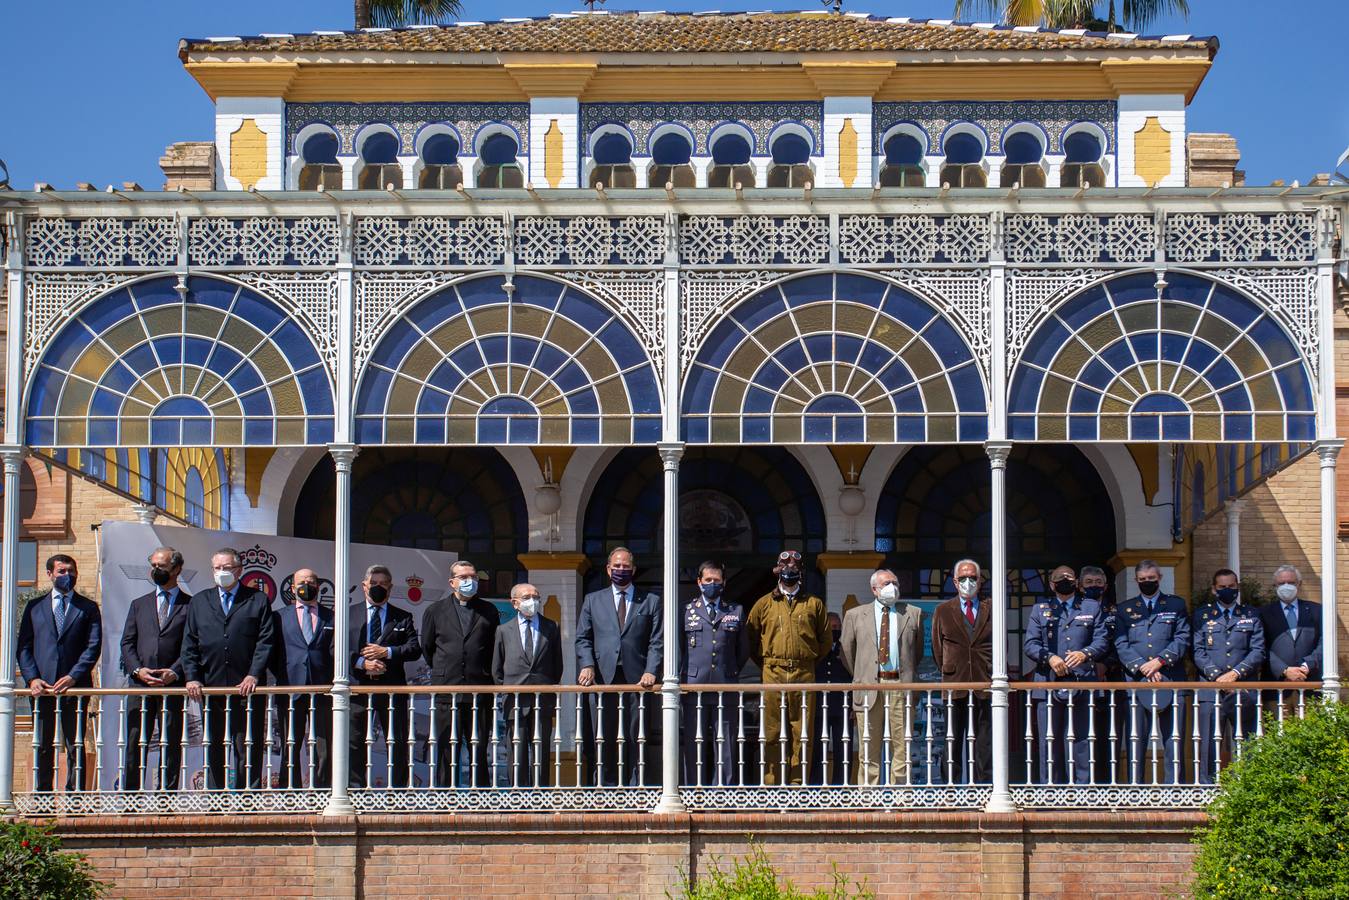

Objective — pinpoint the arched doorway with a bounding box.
[581,446,827,611]
[874,444,1117,675]
[292,447,528,597]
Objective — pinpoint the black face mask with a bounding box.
[150,566,172,587]
[1082,586,1105,601]
[1215,587,1239,605]
[1137,580,1160,597]
[779,568,802,585]
[296,583,317,604]
[831,629,842,642]
[1052,579,1075,596]
[367,584,389,604]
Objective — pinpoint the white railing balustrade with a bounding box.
[12,682,1320,815]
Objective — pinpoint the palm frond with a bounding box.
[952,0,1016,21]
[369,0,463,29]
[1119,0,1189,30]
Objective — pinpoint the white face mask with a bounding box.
[518,598,539,618]
[213,569,238,590]
[456,577,478,599]
[877,583,900,606]
[956,576,978,599]
[1276,583,1298,603]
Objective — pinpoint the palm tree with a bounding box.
[355,0,462,29]
[953,0,1188,30]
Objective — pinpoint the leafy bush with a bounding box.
[0,821,106,900]
[1192,701,1349,898]
[672,839,874,900]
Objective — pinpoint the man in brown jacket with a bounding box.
[930,558,993,784]
[746,549,831,785]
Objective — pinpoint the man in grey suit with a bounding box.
[840,568,923,786]
[1259,564,1323,716]
[492,583,563,787]
[575,547,663,786]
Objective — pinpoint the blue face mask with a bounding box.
[1082,586,1104,601]
[699,582,723,601]
[456,578,478,599]
[1215,587,1239,605]
[53,573,75,594]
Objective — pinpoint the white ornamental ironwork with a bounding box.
[23,272,141,377]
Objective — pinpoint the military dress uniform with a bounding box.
[1092,598,1131,784]
[680,595,749,785]
[746,589,831,785]
[1192,602,1265,784]
[1023,594,1109,784]
[1114,592,1191,783]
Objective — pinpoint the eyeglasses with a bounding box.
[518,595,541,601]
[777,550,803,563]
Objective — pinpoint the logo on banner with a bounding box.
[240,544,279,602]
[406,574,425,603]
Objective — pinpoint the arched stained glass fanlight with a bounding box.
[355,274,661,445]
[158,448,230,529]
[683,272,987,443]
[1009,272,1316,442]
[25,275,335,448]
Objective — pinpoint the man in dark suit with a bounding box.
[421,559,499,787]
[575,547,664,787]
[492,583,563,787]
[349,564,420,788]
[120,547,190,791]
[271,567,334,788]
[1259,564,1323,717]
[18,554,101,792]
[1114,560,1191,784]
[929,558,992,784]
[182,547,276,790]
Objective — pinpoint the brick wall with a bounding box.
[54,811,1204,900]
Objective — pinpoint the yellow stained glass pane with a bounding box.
[1160,302,1201,336]
[56,379,95,418]
[56,420,87,446]
[1225,338,1269,379]
[928,416,957,442]
[865,416,895,443]
[1077,316,1124,352]
[1116,302,1156,336]
[1038,416,1067,440]
[467,305,510,336]
[1193,415,1222,441]
[1248,374,1281,412]
[773,416,802,444]
[1039,376,1071,414]
[387,375,422,416]
[1195,317,1239,354]
[215,420,243,445]
[900,344,940,381]
[601,418,631,444]
[276,420,305,445]
[575,344,618,381]
[869,318,917,354]
[594,378,631,415]
[400,341,445,383]
[1254,414,1285,441]
[447,419,473,443]
[270,378,304,417]
[1051,340,1092,381]
[540,419,568,443]
[120,418,148,445]
[710,418,739,443]
[790,303,832,336]
[385,417,414,444]
[1100,416,1128,440]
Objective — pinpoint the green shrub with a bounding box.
[0,821,106,900]
[671,839,874,900]
[1192,701,1349,898]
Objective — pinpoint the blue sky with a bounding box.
[2,1,1344,190]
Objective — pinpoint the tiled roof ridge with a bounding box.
[181,9,1217,54]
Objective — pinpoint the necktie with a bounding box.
[524,620,536,662]
[53,594,68,635]
[157,591,169,629]
[1284,603,1298,634]
[300,605,315,643]
[616,590,627,630]
[1146,599,1154,616]
[368,606,381,644]
[221,591,233,617]
[964,599,976,626]
[1223,608,1232,623]
[879,607,892,668]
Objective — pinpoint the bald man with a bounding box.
[493,584,563,786]
[271,568,334,788]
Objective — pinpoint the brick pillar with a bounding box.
[160,141,217,191]
[979,818,1027,898]
[1186,133,1245,188]
[312,820,359,900]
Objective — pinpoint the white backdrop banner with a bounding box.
[96,520,514,789]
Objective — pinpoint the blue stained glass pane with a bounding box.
[835,415,865,442]
[309,418,334,445]
[730,288,787,331]
[274,323,321,370]
[1007,369,1043,415]
[181,336,213,368]
[958,415,988,441]
[227,291,285,335]
[28,369,59,417]
[884,133,923,165]
[297,368,333,415]
[682,417,709,443]
[751,360,790,393]
[1107,272,1165,307]
[744,416,771,442]
[362,131,399,164]
[597,323,645,369]
[558,292,613,336]
[182,418,213,446]
[226,363,265,399]
[567,387,599,415]
[129,277,180,310]
[696,318,742,371]
[802,334,834,364]
[150,418,181,446]
[1181,341,1218,374]
[592,131,632,165]
[652,132,692,165]
[745,386,775,413]
[1099,341,1137,374]
[1162,272,1216,306]
[239,390,272,418]
[1131,413,1161,441]
[711,133,751,165]
[422,133,459,165]
[26,420,53,446]
[1206,289,1260,330]
[303,132,339,164]
[897,417,926,441]
[925,317,977,368]
[449,343,486,376]
[150,336,182,366]
[355,418,383,443]
[1079,359,1115,391]
[771,133,810,165]
[834,334,864,364]
[1161,415,1191,441]
[482,396,537,416]
[857,339,899,376]
[1204,357,1240,391]
[80,292,135,335]
[458,276,515,309]
[416,387,451,415]
[43,325,95,372]
[570,417,599,443]
[88,419,117,445]
[369,320,421,370]
[532,344,567,377]
[1133,393,1188,414]
[1159,332,1190,363]
[1069,384,1104,414]
[407,288,462,332]
[1068,416,1096,441]
[1218,386,1253,412]
[1247,319,1298,367]
[478,335,509,365]
[155,396,211,417]
[944,132,983,165]
[882,290,938,336]
[834,273,887,307]
[889,383,924,413]
[773,341,809,373]
[622,371,661,415]
[1127,331,1162,362]
[1056,287,1112,332]
[480,133,517,166]
[506,416,540,445]
[633,418,662,443]
[1276,365,1314,411]
[806,395,863,415]
[357,367,394,412]
[803,414,833,442]
[948,365,986,412]
[554,362,588,394]
[1063,131,1102,163]
[1021,319,1070,369]
[1288,415,1315,440]
[1223,414,1253,441]
[1003,131,1042,164]
[507,335,537,367]
[477,417,507,444]
[682,366,716,415]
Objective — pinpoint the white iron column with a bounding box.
[326,444,358,812]
[985,441,1014,813]
[1225,498,1246,575]
[653,213,686,814]
[0,211,27,812]
[1318,440,1343,700]
[325,212,358,814]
